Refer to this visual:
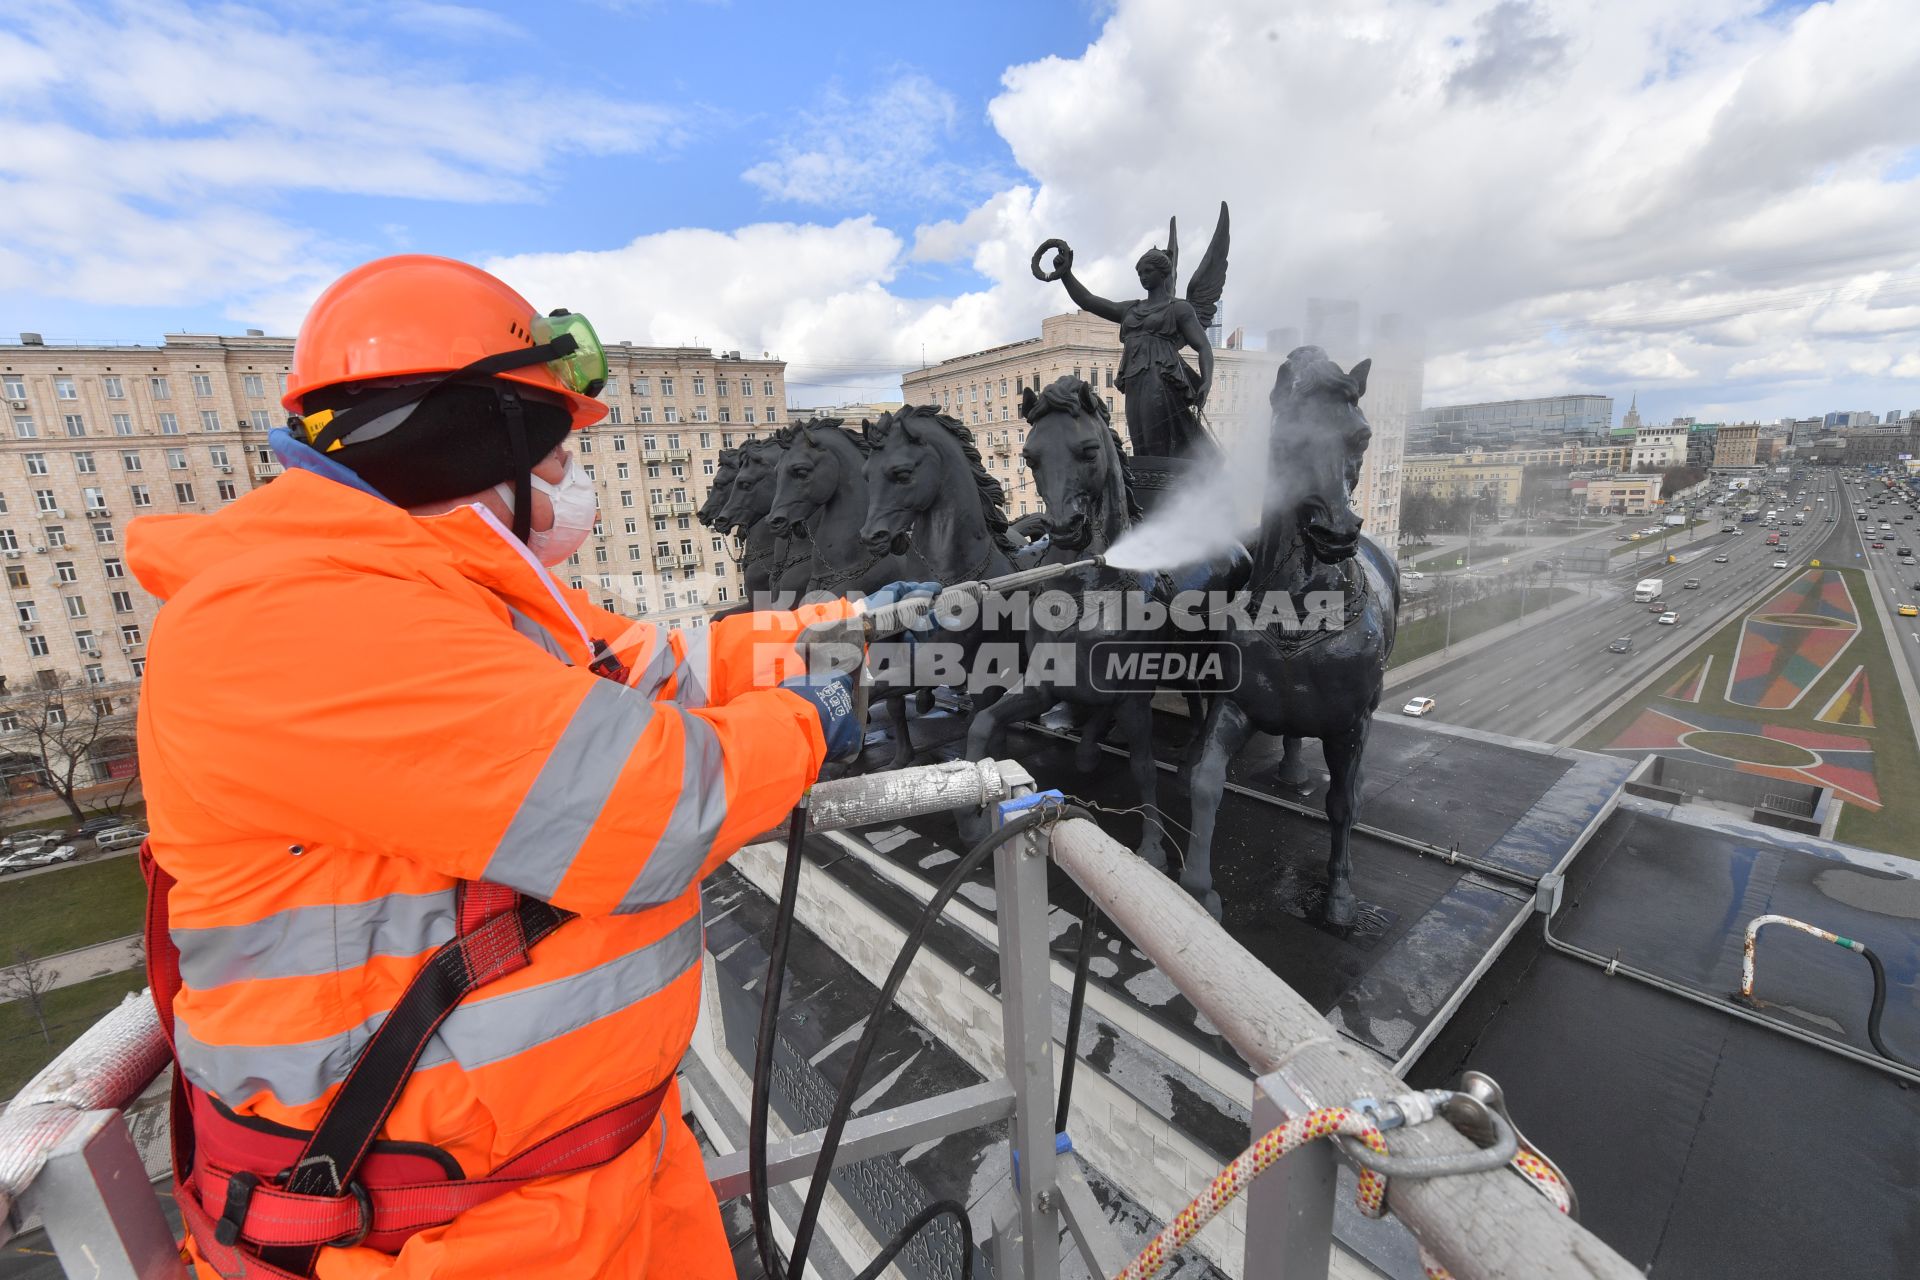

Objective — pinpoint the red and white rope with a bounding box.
[1111,1107,1571,1280]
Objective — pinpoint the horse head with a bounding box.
[697,448,740,530]
[768,417,856,539]
[718,435,787,536]
[1267,346,1373,565]
[1020,376,1140,554]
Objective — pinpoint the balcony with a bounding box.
[641,449,665,463]
[677,555,702,572]
[662,449,692,464]
[252,463,283,480]
[668,501,695,516]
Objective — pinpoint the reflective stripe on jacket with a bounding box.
[129,468,839,1276]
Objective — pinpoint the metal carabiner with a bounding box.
[1334,1092,1518,1179]
[1457,1070,1580,1221]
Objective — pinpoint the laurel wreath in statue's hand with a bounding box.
[1030,239,1074,283]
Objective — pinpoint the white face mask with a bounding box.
[494,453,598,566]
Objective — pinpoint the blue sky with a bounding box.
[3,0,1918,424]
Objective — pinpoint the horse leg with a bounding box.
[1171,692,1208,766]
[1319,721,1370,928]
[1276,735,1312,791]
[884,690,915,769]
[1073,703,1117,772]
[1116,694,1169,872]
[1183,697,1253,922]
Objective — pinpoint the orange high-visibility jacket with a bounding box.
[130,468,839,1278]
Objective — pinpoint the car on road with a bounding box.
[1719,525,1735,533]
[1402,570,1425,580]
[1658,612,1679,625]
[1683,578,1701,589]
[1647,600,1669,612]
[92,826,148,852]
[1401,696,1437,717]
[1615,534,1631,541]
[0,850,40,875]
[1773,559,1789,568]
[1900,604,1919,618]
[25,844,78,867]
[1872,541,1885,549]
[76,816,126,839]
[1608,636,1633,653]
[1713,554,1729,563]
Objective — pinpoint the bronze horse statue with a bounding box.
[859,405,1019,768]
[697,447,740,531]
[767,418,931,595]
[1179,347,1398,925]
[960,377,1175,867]
[716,435,811,602]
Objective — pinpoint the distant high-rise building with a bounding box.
[1410,394,1614,452]
[1264,327,1300,356]
[1303,299,1360,363]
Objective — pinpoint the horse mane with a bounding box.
[1270,345,1360,409]
[872,404,1016,557]
[1022,375,1142,525]
[739,432,787,462]
[795,416,869,457]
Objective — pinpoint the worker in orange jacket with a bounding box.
[129,255,930,1278]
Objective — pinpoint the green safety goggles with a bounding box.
[533,309,608,399]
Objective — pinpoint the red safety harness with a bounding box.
[143,635,667,1277]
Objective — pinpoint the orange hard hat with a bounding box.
[283,255,608,430]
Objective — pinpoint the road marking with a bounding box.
[1497,703,1511,712]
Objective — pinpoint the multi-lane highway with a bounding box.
[1391,469,1855,742]
[1833,472,1920,692]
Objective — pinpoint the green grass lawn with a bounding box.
[1391,586,1576,668]
[1577,565,1919,857]
[1410,541,1528,573]
[1,970,150,1100]
[0,855,147,959]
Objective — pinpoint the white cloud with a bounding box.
[742,73,998,210]
[0,0,676,317]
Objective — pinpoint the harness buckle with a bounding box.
[326,1180,374,1249]
[214,1171,261,1247]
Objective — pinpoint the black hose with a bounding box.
[850,1199,975,1280]
[1860,946,1911,1067]
[785,803,1096,1280]
[1056,901,1102,1136]
[748,799,812,1280]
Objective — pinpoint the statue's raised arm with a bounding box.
[1030,240,1126,325]
[1029,202,1230,460]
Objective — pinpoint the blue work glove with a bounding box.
[781,667,864,762]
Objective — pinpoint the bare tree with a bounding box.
[0,673,138,822]
[2,947,57,1044]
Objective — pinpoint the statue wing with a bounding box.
[1184,202,1229,330]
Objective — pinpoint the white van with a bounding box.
[92,826,148,851]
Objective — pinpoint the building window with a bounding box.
[692,377,706,396]
[55,561,76,583]
[743,407,755,424]
[218,480,237,501]
[103,557,125,579]
[121,623,141,644]
[190,373,213,397]
[45,525,63,549]
[24,453,47,476]
[174,482,195,504]
[0,530,14,551]
[64,595,86,619]
[12,416,34,440]
[638,407,653,424]
[632,377,650,396]
[158,413,179,434]
[26,636,47,657]
[64,414,86,437]
[608,406,622,425]
[111,589,134,613]
[249,410,271,431]
[112,414,132,436]
[15,599,35,623]
[74,451,96,474]
[75,629,95,654]
[616,462,630,479]
[130,656,145,676]
[120,451,142,472]
[93,523,113,544]
[149,376,171,400]
[718,408,731,423]
[200,410,220,432]
[623,517,637,534]
[167,448,187,469]
[130,485,151,507]
[55,378,76,400]
[208,445,229,467]
[243,374,264,397]
[4,565,21,588]
[34,489,57,512]
[664,407,679,423]
[2,376,24,400]
[763,380,775,397]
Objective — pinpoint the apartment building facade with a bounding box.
[0,332,777,792]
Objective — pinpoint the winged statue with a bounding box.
[1030,202,1229,458]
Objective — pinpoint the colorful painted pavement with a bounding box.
[1726,570,1859,709]
[1606,704,1881,809]
[1814,666,1874,728]
[1661,656,1711,704]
